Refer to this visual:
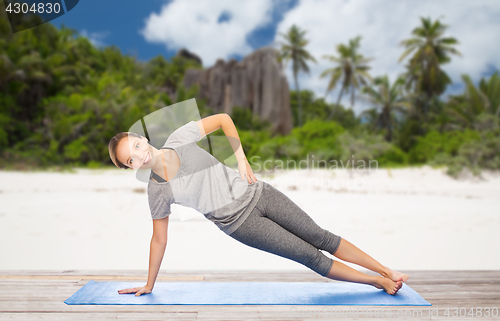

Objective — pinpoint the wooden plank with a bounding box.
[0,312,198,320]
[195,306,433,320]
[0,275,204,281]
[0,301,203,313]
[0,270,499,320]
[2,269,498,282]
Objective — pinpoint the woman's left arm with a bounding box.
[196,113,257,184]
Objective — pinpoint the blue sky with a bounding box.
[52,0,500,114]
[53,0,299,63]
[53,0,181,61]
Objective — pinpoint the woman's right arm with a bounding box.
[118,216,169,296]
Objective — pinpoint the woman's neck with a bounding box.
[151,149,170,182]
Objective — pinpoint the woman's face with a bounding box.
[116,136,156,170]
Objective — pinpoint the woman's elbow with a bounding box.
[223,113,232,122]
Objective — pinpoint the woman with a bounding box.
[108,113,408,297]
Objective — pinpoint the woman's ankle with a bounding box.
[379,266,392,278]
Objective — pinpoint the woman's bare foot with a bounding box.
[382,267,409,283]
[372,277,403,295]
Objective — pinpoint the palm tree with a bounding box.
[398,17,461,120]
[478,71,500,117]
[360,75,411,142]
[16,51,53,129]
[447,72,500,129]
[321,36,373,120]
[278,24,317,127]
[0,54,24,94]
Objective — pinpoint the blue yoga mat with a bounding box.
[65,281,431,306]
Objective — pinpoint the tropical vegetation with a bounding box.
[1,13,498,179]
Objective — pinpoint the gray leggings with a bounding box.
[229,182,342,277]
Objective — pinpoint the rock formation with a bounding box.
[176,48,202,66]
[183,47,293,135]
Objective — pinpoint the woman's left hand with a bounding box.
[238,157,257,184]
[118,285,153,296]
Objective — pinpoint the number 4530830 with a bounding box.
[5,2,61,14]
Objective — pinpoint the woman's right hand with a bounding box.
[118,285,153,296]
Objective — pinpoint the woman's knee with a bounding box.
[304,249,334,277]
[323,230,342,255]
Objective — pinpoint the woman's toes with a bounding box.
[376,277,404,295]
[394,281,402,293]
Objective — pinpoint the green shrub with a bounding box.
[408,129,481,163]
[86,160,102,169]
[377,145,409,167]
[243,119,411,171]
[231,106,272,131]
[337,131,396,170]
[291,119,345,159]
[428,114,500,177]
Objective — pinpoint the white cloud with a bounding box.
[79,29,109,48]
[140,0,281,67]
[275,0,500,114]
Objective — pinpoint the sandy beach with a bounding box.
[0,165,499,272]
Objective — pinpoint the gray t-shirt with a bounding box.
[148,121,263,235]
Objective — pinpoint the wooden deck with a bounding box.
[0,270,499,320]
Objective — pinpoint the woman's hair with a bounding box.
[108,132,143,169]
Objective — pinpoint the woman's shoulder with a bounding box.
[165,121,201,148]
